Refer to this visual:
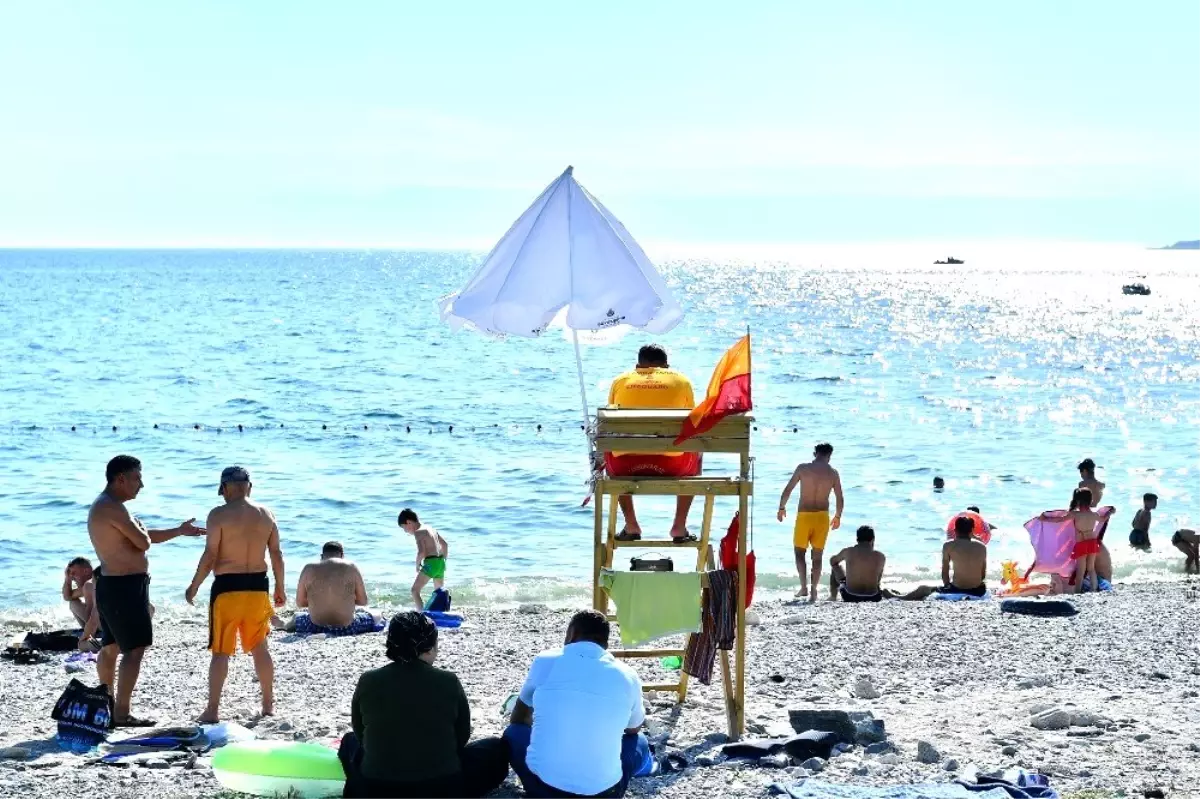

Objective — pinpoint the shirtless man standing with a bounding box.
[778,443,844,602]
[398,509,448,610]
[1077,459,1105,507]
[828,526,887,602]
[88,455,204,726]
[902,516,989,599]
[185,466,285,723]
[292,542,379,635]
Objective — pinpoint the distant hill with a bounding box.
[1156,240,1199,250]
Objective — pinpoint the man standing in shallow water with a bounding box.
[186,466,286,723]
[87,455,204,727]
[778,443,844,602]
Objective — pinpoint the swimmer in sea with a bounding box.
[778,443,844,603]
[1077,459,1105,507]
[398,508,448,610]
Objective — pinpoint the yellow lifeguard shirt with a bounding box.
[608,368,695,460]
[608,367,695,409]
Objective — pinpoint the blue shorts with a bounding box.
[293,610,382,637]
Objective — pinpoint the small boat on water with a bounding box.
[934,257,964,265]
[1122,283,1151,296]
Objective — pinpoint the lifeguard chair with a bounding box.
[591,407,752,738]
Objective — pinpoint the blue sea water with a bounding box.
[0,246,1196,614]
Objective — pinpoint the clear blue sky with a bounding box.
[1,1,1196,247]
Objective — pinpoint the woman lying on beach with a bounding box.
[340,611,509,798]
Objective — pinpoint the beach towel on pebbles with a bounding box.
[771,778,1058,799]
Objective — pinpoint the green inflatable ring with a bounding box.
[212,740,344,798]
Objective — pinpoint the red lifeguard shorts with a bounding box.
[604,453,702,478]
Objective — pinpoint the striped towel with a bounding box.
[682,569,737,685]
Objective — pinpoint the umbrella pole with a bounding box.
[571,330,594,460]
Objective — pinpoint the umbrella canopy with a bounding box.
[439,166,682,338]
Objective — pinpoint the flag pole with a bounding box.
[572,329,593,460]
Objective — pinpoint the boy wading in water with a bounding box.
[777,443,844,603]
[1130,493,1157,551]
[398,509,449,610]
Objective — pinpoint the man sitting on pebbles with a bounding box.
[504,609,651,797]
[901,515,989,600]
[827,525,889,603]
[287,541,382,636]
[62,557,100,650]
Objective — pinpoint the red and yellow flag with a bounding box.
[674,334,752,445]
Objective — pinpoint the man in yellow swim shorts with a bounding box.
[777,443,844,603]
[185,466,287,723]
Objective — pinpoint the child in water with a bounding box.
[398,508,449,610]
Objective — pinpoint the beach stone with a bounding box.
[1028,702,1057,716]
[865,742,893,755]
[1134,733,1151,742]
[142,759,169,770]
[877,754,902,765]
[1070,710,1103,727]
[1002,745,1019,756]
[944,759,960,771]
[852,764,870,776]
[277,721,294,732]
[761,753,790,769]
[788,709,856,742]
[705,732,730,745]
[1068,729,1105,738]
[1188,743,1200,753]
[852,677,881,699]
[745,610,762,626]
[517,603,549,615]
[917,741,941,764]
[696,754,720,767]
[1031,709,1071,731]
[0,748,31,761]
[800,757,826,772]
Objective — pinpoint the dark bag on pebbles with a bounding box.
[51,678,114,747]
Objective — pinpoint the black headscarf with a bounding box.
[385,611,438,663]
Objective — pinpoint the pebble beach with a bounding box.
[3,582,1198,798]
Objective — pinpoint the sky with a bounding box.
[0,1,1197,248]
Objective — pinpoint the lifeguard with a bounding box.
[605,344,699,543]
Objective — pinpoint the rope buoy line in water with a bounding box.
[4,422,797,436]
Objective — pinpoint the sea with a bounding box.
[0,244,1197,619]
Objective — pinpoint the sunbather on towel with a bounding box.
[828,526,889,603]
[901,515,989,600]
[289,542,381,635]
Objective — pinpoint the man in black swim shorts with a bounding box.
[87,455,204,726]
[828,526,887,603]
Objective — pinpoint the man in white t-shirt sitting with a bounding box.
[504,609,651,798]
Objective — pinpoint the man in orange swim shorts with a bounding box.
[185,466,287,722]
[777,443,844,602]
[605,344,700,543]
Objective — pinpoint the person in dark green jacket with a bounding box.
[341,611,508,798]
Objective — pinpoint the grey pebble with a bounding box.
[1134,733,1151,742]
[944,759,960,771]
[1002,746,1019,756]
[916,741,941,764]
[800,757,826,773]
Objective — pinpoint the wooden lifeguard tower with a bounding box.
[591,408,752,739]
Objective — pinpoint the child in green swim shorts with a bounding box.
[399,508,449,610]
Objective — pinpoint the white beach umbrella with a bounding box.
[440,165,683,452]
